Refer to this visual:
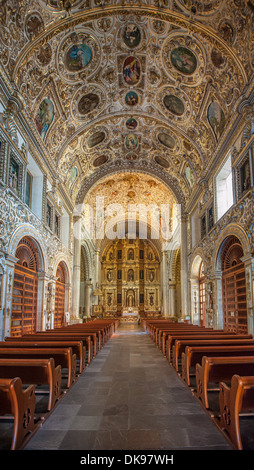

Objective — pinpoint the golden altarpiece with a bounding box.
[101,238,160,317]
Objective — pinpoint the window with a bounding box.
[216,155,233,220]
[46,202,52,229]
[25,171,32,207]
[55,213,60,237]
[9,158,19,194]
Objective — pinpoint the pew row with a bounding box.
[6,334,92,364]
[181,345,254,386]
[0,340,86,374]
[218,374,254,450]
[0,358,61,411]
[172,337,254,372]
[0,377,36,450]
[161,330,243,358]
[195,355,254,410]
[0,348,76,389]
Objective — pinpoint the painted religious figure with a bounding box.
[78,93,99,115]
[65,43,92,72]
[123,24,141,48]
[67,166,78,189]
[123,56,141,85]
[171,46,197,75]
[207,101,226,141]
[126,118,138,130]
[35,98,54,140]
[87,131,105,148]
[158,132,175,150]
[125,133,139,150]
[125,91,138,106]
[163,94,185,116]
[154,155,170,168]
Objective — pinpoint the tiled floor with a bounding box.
[24,323,232,450]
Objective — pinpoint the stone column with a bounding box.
[161,249,168,316]
[85,280,93,318]
[168,281,176,318]
[211,270,223,329]
[189,278,200,325]
[180,214,189,319]
[72,215,82,320]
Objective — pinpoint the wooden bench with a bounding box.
[218,374,254,450]
[6,334,92,364]
[0,340,86,374]
[0,347,76,389]
[0,377,36,450]
[163,331,241,359]
[173,336,254,372]
[156,326,210,350]
[0,358,61,411]
[181,345,254,386]
[51,327,103,350]
[195,355,254,410]
[24,332,97,359]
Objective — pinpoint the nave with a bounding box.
[23,323,231,451]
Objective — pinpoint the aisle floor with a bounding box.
[24,323,232,450]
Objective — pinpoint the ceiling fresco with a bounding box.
[1,0,253,210]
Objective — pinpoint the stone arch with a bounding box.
[213,226,250,333]
[8,224,47,272]
[190,253,206,325]
[212,223,250,272]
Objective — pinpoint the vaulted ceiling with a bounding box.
[1,0,254,210]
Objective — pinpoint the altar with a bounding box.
[121,308,139,322]
[122,307,138,317]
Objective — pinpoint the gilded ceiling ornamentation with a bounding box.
[158,86,192,122]
[57,30,100,83]
[162,33,206,86]
[71,84,106,121]
[1,3,253,208]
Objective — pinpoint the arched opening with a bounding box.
[221,236,247,333]
[54,261,67,328]
[190,254,205,325]
[199,261,205,326]
[11,237,39,336]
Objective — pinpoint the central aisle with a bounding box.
[25,323,231,450]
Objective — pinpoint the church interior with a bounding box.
[0,0,254,453]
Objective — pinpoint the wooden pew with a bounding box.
[218,374,254,450]
[195,355,254,409]
[0,347,76,389]
[163,331,240,359]
[0,340,86,373]
[24,331,98,359]
[6,334,92,364]
[0,377,36,450]
[0,358,61,411]
[156,326,210,350]
[181,345,254,386]
[173,336,254,372]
